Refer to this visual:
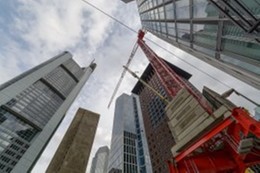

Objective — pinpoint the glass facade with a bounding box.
[108,94,153,173]
[0,109,38,173]
[0,52,89,173]
[108,94,138,173]
[132,96,153,173]
[5,81,64,129]
[135,0,260,89]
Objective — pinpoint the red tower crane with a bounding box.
[136,30,260,173]
[108,30,260,172]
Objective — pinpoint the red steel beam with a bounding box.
[175,117,233,162]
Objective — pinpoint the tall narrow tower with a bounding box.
[108,93,152,173]
[0,51,96,173]
[46,108,100,173]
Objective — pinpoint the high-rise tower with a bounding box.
[108,94,152,173]
[0,51,96,173]
[46,108,99,173]
[125,0,260,89]
[90,146,109,173]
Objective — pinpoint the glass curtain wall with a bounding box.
[137,0,260,77]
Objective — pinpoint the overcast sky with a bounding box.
[0,0,259,173]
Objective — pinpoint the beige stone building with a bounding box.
[46,108,100,173]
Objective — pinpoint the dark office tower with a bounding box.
[46,108,99,173]
[0,51,96,173]
[108,94,152,173]
[90,146,109,173]
[132,62,192,173]
[124,0,260,89]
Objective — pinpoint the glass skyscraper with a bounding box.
[124,0,260,89]
[90,146,109,173]
[0,51,96,173]
[108,94,152,173]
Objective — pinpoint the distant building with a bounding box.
[126,0,260,89]
[108,94,152,173]
[0,51,96,173]
[255,107,260,121]
[90,146,109,173]
[46,108,100,173]
[132,61,192,173]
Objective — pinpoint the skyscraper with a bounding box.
[46,108,99,173]
[131,61,192,173]
[125,0,260,89]
[0,51,96,173]
[108,94,152,173]
[90,146,109,173]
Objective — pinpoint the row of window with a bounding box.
[43,66,77,97]
[6,81,63,128]
[62,59,84,80]
[140,0,218,19]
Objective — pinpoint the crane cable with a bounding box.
[80,0,231,89]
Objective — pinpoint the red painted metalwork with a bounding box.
[175,117,233,162]
[168,108,260,173]
[137,30,213,114]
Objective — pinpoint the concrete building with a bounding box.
[108,94,152,173]
[0,51,96,173]
[125,0,260,89]
[132,61,192,173]
[90,146,109,173]
[46,108,99,173]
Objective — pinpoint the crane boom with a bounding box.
[107,42,139,108]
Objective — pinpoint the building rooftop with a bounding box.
[132,58,192,94]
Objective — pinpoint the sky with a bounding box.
[0,0,259,173]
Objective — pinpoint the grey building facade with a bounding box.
[90,146,109,173]
[108,94,152,173]
[46,108,100,173]
[0,51,96,173]
[126,0,260,89]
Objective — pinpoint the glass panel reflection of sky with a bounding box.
[0,108,38,172]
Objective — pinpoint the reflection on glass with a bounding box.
[176,0,189,19]
[165,3,174,19]
[193,24,217,48]
[222,23,260,62]
[0,108,38,172]
[220,54,260,75]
